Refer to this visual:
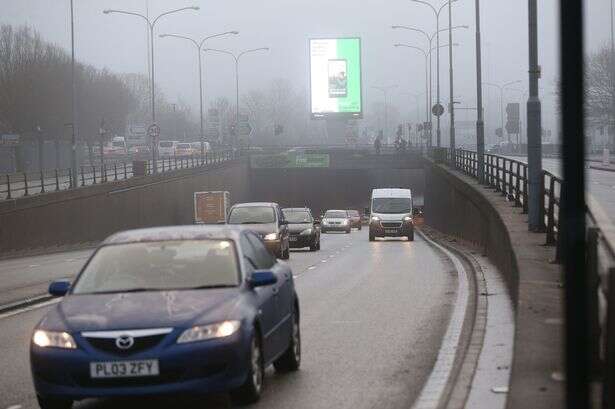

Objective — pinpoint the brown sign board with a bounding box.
[194,191,230,224]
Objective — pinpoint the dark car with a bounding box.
[228,202,290,259]
[282,207,321,251]
[30,226,301,409]
[321,210,351,234]
[346,209,362,230]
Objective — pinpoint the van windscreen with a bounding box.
[372,198,411,214]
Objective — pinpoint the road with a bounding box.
[0,228,458,409]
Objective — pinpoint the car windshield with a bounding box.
[325,211,347,218]
[176,143,191,149]
[159,142,173,148]
[228,206,275,224]
[372,198,412,214]
[283,209,312,223]
[112,141,124,147]
[348,210,359,217]
[72,240,239,294]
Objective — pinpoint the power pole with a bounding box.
[527,0,544,232]
[69,0,78,187]
[475,0,485,183]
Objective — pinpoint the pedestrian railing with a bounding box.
[0,149,240,201]
[443,147,615,401]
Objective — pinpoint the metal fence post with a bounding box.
[40,171,45,193]
[6,175,11,199]
[523,165,529,214]
[23,173,29,196]
[515,162,522,206]
[81,166,85,187]
[55,169,60,191]
[546,177,556,245]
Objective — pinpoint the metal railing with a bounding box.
[0,150,239,201]
[444,148,615,401]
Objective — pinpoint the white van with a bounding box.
[158,140,179,158]
[369,188,414,242]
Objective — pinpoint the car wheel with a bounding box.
[358,224,362,230]
[36,395,73,409]
[230,332,264,405]
[316,239,321,250]
[369,232,375,242]
[282,246,290,260]
[346,228,351,234]
[274,305,301,372]
[309,240,318,251]
[408,231,415,241]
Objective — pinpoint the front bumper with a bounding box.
[289,234,316,248]
[31,329,250,400]
[321,224,350,232]
[369,220,414,237]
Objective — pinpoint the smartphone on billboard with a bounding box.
[328,59,348,98]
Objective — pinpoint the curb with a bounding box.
[589,164,615,173]
[0,293,54,316]
[0,242,98,261]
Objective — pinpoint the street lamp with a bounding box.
[394,42,459,147]
[371,85,398,145]
[204,47,270,147]
[483,80,522,145]
[159,31,239,157]
[409,0,459,148]
[69,0,78,187]
[392,24,468,148]
[103,5,200,172]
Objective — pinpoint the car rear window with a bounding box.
[72,240,240,294]
[176,143,191,149]
[112,141,124,147]
[282,209,312,223]
[159,141,173,148]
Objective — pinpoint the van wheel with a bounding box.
[369,232,375,242]
[408,231,415,241]
[282,247,290,260]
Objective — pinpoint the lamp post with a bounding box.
[410,0,458,147]
[483,80,522,145]
[474,0,485,183]
[372,85,398,145]
[393,24,468,150]
[69,0,78,187]
[103,5,200,173]
[159,31,239,157]
[204,47,269,147]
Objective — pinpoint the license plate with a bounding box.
[385,229,398,234]
[289,237,298,242]
[90,359,159,379]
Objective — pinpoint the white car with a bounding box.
[158,140,179,158]
[320,210,351,234]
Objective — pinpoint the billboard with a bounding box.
[310,38,363,119]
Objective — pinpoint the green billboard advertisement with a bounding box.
[310,38,363,119]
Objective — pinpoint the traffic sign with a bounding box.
[432,103,445,117]
[147,124,161,139]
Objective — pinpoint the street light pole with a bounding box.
[204,47,269,147]
[70,0,78,187]
[392,24,468,148]
[448,0,456,162]
[475,0,485,183]
[411,0,456,148]
[103,6,200,173]
[527,0,543,232]
[159,31,239,157]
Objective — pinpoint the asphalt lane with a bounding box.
[0,229,456,409]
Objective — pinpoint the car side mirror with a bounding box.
[248,271,278,288]
[49,280,71,297]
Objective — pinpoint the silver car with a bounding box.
[320,210,351,234]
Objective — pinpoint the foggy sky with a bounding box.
[1,0,612,144]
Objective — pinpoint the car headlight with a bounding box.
[300,228,313,235]
[403,216,413,222]
[32,330,77,349]
[177,321,241,344]
[371,216,380,222]
[341,220,349,225]
[263,233,278,241]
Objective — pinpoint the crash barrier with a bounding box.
[0,150,239,201]
[448,147,615,402]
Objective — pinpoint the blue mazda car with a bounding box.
[30,226,301,409]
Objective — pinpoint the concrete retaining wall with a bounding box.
[0,159,251,254]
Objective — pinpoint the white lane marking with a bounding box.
[308,266,316,270]
[28,264,40,268]
[412,232,469,409]
[7,405,22,409]
[0,299,60,320]
[328,255,335,258]
[65,258,75,262]
[321,260,327,263]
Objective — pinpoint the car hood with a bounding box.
[287,223,312,234]
[42,289,243,332]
